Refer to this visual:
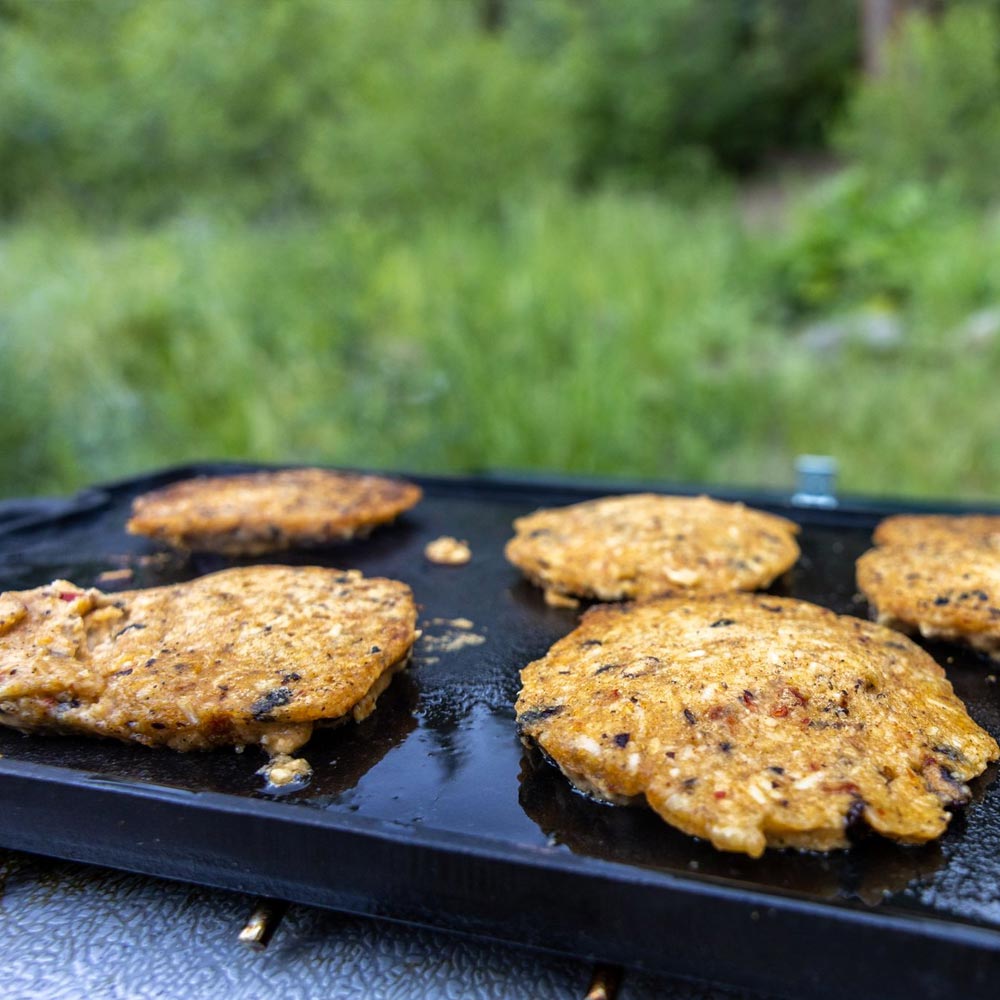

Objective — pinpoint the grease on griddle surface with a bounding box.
[417,617,486,665]
[517,748,957,907]
[2,474,1000,933]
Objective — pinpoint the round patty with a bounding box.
[516,594,997,857]
[505,494,800,602]
[0,565,417,753]
[127,468,422,555]
[857,514,1000,661]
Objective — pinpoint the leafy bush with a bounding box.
[1,0,997,504]
[838,4,1000,204]
[3,192,999,501]
[0,0,572,221]
[0,195,765,492]
[774,170,948,312]
[0,0,858,221]
[511,0,857,182]
[773,2,1000,316]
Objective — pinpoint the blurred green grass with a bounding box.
[3,187,998,500]
[2,1,998,501]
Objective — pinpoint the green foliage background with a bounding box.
[1,0,998,499]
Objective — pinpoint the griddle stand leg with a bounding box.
[238,897,289,950]
[585,962,623,1000]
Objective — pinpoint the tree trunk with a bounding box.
[481,0,506,34]
[861,0,945,77]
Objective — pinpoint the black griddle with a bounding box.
[1,463,999,1000]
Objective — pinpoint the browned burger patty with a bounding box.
[516,594,997,857]
[0,566,417,753]
[857,514,1000,661]
[872,514,1000,549]
[127,468,422,555]
[505,494,800,602]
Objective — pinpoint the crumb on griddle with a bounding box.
[257,752,313,790]
[424,536,472,565]
[544,589,579,609]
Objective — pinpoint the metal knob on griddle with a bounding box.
[792,454,838,509]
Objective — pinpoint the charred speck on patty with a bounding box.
[251,687,293,721]
[114,622,147,639]
[517,705,565,729]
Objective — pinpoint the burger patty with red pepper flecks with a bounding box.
[505,494,800,605]
[857,514,1000,662]
[516,593,997,857]
[0,566,416,754]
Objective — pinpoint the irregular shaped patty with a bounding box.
[872,514,1000,550]
[127,468,422,555]
[516,594,997,857]
[857,514,1000,661]
[0,566,416,753]
[505,494,800,602]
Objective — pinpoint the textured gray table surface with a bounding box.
[0,850,768,1000]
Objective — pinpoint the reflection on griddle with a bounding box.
[416,690,466,782]
[186,517,422,575]
[508,569,802,620]
[105,550,193,589]
[517,747,968,907]
[6,470,1000,936]
[506,577,588,621]
[0,668,419,802]
[290,672,419,801]
[0,509,425,596]
[762,567,797,598]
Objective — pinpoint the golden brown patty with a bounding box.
[127,468,422,555]
[857,515,1000,661]
[516,594,997,857]
[0,566,417,753]
[505,494,800,602]
[872,514,1000,549]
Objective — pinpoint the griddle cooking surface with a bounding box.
[1,464,998,998]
